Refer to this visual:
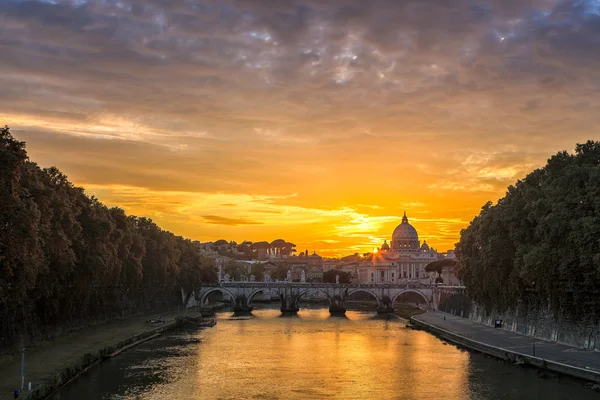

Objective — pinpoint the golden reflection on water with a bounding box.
[186,308,470,400]
[48,306,600,400]
[50,307,600,400]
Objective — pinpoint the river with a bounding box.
[51,307,597,400]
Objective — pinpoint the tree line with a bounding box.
[457,140,600,323]
[209,239,298,260]
[0,127,217,352]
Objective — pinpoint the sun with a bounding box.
[373,248,378,254]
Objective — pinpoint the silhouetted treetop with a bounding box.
[457,140,600,322]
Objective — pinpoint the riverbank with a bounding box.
[395,304,426,319]
[0,311,205,399]
[411,311,600,385]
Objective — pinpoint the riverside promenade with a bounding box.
[0,310,188,399]
[412,311,600,384]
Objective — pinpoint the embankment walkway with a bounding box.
[412,311,600,384]
[0,310,188,398]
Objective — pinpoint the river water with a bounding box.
[51,307,597,400]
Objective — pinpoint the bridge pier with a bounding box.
[329,295,346,315]
[376,295,394,314]
[328,304,347,315]
[280,306,300,314]
[233,295,253,312]
[376,305,395,314]
[279,290,300,314]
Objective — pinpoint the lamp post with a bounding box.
[21,347,25,391]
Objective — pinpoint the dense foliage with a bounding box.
[457,141,600,322]
[323,270,351,283]
[425,259,458,276]
[0,127,217,351]
[212,239,297,260]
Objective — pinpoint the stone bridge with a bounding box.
[184,282,465,315]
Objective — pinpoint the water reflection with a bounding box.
[51,307,597,400]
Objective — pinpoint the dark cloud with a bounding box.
[2,0,600,197]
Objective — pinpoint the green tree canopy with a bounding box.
[425,259,458,276]
[457,140,600,322]
[0,127,217,353]
[323,270,351,283]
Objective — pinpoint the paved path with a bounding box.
[0,310,185,398]
[414,311,600,373]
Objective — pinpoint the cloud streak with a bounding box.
[202,215,263,226]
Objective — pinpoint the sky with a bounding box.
[2,0,600,257]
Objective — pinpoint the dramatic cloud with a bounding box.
[2,0,599,255]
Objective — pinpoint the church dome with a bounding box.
[391,212,420,251]
[421,241,430,251]
[392,212,418,241]
[381,240,390,251]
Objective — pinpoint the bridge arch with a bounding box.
[246,288,276,307]
[297,288,332,304]
[346,288,381,306]
[391,289,429,307]
[199,287,237,306]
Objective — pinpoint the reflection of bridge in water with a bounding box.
[185,283,465,315]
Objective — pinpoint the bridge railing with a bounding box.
[200,281,460,289]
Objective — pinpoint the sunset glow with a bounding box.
[3,0,599,256]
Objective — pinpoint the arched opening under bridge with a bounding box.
[346,289,381,311]
[199,288,236,308]
[296,288,331,307]
[246,289,276,307]
[391,290,429,309]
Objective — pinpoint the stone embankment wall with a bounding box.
[440,295,599,351]
[467,303,599,351]
[410,317,600,384]
[24,319,189,400]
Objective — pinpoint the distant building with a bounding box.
[261,261,279,281]
[322,260,340,272]
[306,266,324,282]
[257,247,268,260]
[357,212,449,284]
[285,259,308,281]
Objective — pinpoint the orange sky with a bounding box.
[3,0,600,257]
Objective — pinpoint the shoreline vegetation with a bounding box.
[457,140,600,324]
[0,126,218,355]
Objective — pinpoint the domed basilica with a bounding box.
[357,212,440,283]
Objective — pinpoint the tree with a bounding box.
[252,241,270,257]
[0,126,218,353]
[280,241,296,256]
[425,259,458,277]
[457,140,600,322]
[223,260,246,281]
[323,270,351,283]
[0,127,44,307]
[251,263,264,281]
[272,264,288,281]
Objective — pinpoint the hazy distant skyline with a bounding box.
[2,0,599,255]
